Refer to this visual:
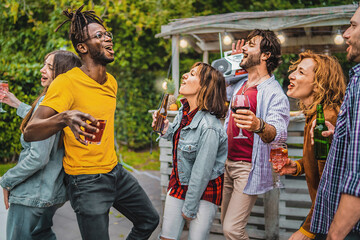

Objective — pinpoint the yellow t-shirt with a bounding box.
[40,67,118,175]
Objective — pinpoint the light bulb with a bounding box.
[162,81,167,90]
[180,39,188,48]
[277,34,285,44]
[334,34,344,45]
[223,35,232,45]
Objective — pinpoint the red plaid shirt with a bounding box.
[168,99,223,206]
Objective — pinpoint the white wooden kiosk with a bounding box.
[156,5,355,239]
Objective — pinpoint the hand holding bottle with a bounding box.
[152,93,169,134]
[310,120,335,145]
[152,111,169,135]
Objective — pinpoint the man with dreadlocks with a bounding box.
[23,5,160,240]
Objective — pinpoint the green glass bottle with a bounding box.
[314,104,330,160]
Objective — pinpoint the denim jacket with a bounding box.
[0,98,66,207]
[162,107,228,218]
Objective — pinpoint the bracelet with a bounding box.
[254,117,266,133]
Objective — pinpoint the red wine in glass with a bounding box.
[231,94,250,139]
[231,106,250,113]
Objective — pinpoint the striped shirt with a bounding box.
[168,99,223,206]
[224,75,290,195]
[310,64,360,233]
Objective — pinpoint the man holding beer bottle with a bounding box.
[309,6,360,240]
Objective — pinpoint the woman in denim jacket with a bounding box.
[0,50,81,240]
[153,62,228,240]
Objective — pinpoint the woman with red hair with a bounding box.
[274,51,346,239]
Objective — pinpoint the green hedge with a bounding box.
[0,0,353,162]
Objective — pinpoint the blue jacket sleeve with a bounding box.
[16,102,31,119]
[0,97,57,191]
[0,135,57,191]
[265,91,290,143]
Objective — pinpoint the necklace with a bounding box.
[241,74,269,95]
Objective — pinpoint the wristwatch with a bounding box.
[254,118,266,133]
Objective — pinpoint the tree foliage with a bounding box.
[0,0,354,161]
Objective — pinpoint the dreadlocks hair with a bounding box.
[55,5,104,54]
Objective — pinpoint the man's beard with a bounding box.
[89,48,114,66]
[240,52,261,70]
[347,42,360,62]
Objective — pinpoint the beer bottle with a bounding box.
[153,93,169,133]
[314,104,330,160]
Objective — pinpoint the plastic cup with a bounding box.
[85,120,106,145]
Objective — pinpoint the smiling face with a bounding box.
[81,23,114,65]
[343,8,360,63]
[179,66,201,98]
[40,54,55,87]
[287,58,316,106]
[240,36,262,70]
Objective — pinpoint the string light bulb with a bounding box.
[334,29,344,45]
[180,38,188,48]
[223,33,232,45]
[277,32,285,44]
[162,81,167,90]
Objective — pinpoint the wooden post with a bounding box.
[172,35,180,98]
[203,50,209,64]
[264,188,279,239]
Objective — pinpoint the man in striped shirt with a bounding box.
[310,6,360,240]
[221,29,289,240]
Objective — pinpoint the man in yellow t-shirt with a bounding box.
[23,6,159,240]
[40,66,118,175]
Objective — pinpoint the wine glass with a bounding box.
[231,94,250,139]
[270,143,287,188]
[0,80,9,113]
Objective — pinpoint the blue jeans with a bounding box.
[7,203,62,240]
[65,163,159,240]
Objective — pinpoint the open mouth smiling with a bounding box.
[104,45,114,54]
[288,82,295,89]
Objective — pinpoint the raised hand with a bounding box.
[231,39,245,55]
